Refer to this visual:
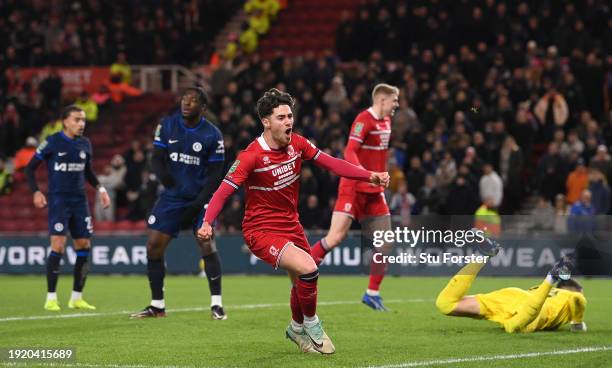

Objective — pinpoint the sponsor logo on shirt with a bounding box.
[169,152,200,165]
[53,162,85,172]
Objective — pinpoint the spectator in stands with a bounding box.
[323,76,347,114]
[587,169,609,215]
[499,136,523,214]
[0,102,26,157]
[444,175,479,216]
[416,174,441,215]
[479,163,503,209]
[568,189,596,233]
[474,197,502,237]
[405,156,425,195]
[107,73,142,104]
[389,180,415,226]
[110,52,132,85]
[221,196,244,231]
[0,159,12,195]
[95,157,127,222]
[39,69,63,112]
[566,158,589,204]
[534,86,569,140]
[13,136,38,173]
[123,140,147,193]
[74,91,99,124]
[530,196,554,230]
[38,119,62,144]
[554,194,569,234]
[239,22,258,54]
[299,194,322,230]
[590,145,612,179]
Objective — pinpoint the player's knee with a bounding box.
[146,240,163,257]
[298,268,319,283]
[435,293,456,315]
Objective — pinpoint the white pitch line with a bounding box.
[366,346,612,368]
[0,298,430,323]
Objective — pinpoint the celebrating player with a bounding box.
[311,83,399,311]
[197,88,390,354]
[25,105,111,311]
[436,239,587,333]
[130,87,227,320]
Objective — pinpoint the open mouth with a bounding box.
[285,128,292,135]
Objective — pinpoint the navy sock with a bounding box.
[46,251,62,293]
[202,253,222,296]
[147,258,165,301]
[73,249,90,292]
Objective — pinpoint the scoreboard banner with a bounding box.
[1,232,610,276]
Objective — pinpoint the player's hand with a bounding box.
[369,172,390,188]
[33,191,47,208]
[197,221,214,241]
[99,190,111,209]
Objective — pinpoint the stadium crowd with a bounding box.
[1,0,611,233]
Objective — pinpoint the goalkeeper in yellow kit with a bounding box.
[436,238,587,333]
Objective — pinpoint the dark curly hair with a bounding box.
[183,86,209,107]
[255,88,295,120]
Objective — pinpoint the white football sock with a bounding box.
[303,315,319,327]
[71,291,82,301]
[211,295,222,307]
[46,292,57,301]
[151,299,165,309]
[291,320,303,332]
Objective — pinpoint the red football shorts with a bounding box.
[333,185,390,221]
[244,229,311,269]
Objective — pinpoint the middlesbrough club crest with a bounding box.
[286,145,296,157]
[263,156,271,165]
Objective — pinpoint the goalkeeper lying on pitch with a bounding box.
[435,237,587,333]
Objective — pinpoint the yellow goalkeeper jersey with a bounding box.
[476,286,587,332]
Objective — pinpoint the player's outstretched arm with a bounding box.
[24,156,47,208]
[196,181,237,241]
[313,151,389,187]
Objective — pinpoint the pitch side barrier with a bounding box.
[1,215,611,275]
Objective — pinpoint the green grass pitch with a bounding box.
[1,275,611,367]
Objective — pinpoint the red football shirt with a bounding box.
[339,108,391,193]
[223,133,320,234]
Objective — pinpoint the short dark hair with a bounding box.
[61,105,84,120]
[557,279,583,292]
[256,88,295,120]
[183,86,209,107]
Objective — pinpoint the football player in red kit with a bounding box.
[197,89,389,354]
[311,84,399,311]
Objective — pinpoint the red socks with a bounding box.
[368,254,386,291]
[290,286,303,323]
[311,239,328,266]
[295,270,319,318]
